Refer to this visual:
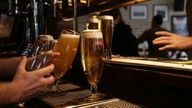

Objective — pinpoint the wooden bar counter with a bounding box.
[7,56,192,108]
[97,56,192,108]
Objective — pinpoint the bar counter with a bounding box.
[98,56,192,108]
[6,56,192,108]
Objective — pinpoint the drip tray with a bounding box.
[38,83,141,108]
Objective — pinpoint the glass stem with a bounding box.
[90,84,97,95]
[55,80,59,86]
[50,80,59,91]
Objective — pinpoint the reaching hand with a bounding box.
[153,31,192,51]
[9,56,55,103]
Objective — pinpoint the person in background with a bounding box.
[100,9,138,57]
[137,15,169,58]
[152,0,192,53]
[0,52,59,106]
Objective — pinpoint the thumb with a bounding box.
[16,56,27,73]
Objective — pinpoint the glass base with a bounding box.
[64,93,106,107]
[47,79,63,92]
[85,93,104,102]
[17,102,26,108]
[49,85,62,92]
[105,49,112,60]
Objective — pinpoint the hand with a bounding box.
[44,51,60,64]
[9,56,55,103]
[153,31,192,51]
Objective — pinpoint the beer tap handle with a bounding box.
[30,0,39,39]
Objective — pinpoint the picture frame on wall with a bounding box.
[171,15,188,36]
[130,5,147,20]
[153,4,168,21]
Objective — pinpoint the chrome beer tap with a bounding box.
[8,0,32,55]
[30,0,39,40]
[8,0,46,56]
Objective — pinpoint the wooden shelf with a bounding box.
[57,0,149,18]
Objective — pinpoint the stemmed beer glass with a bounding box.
[51,29,80,91]
[27,35,55,71]
[81,29,105,101]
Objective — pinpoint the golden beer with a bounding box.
[81,30,104,86]
[99,15,114,59]
[53,34,79,80]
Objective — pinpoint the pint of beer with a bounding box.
[99,15,114,60]
[81,29,104,86]
[27,35,54,71]
[53,30,80,80]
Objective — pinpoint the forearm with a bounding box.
[0,82,8,105]
[0,57,21,80]
[0,82,18,106]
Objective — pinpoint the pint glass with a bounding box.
[99,15,114,60]
[27,35,54,71]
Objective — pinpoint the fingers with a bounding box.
[153,39,170,45]
[45,51,60,58]
[153,31,173,46]
[42,75,55,85]
[155,31,174,36]
[31,64,55,87]
[34,64,55,77]
[40,52,60,66]
[153,37,171,45]
[153,37,175,51]
[159,45,175,51]
[16,56,27,72]
[51,52,60,58]
[154,36,170,41]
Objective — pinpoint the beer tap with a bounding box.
[30,0,39,40]
[7,0,46,56]
[30,0,52,36]
[8,0,31,55]
[29,0,46,36]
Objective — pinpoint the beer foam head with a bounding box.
[81,29,103,38]
[99,15,113,20]
[39,35,53,41]
[60,34,79,38]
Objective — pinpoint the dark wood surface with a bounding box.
[64,56,192,108]
[97,58,192,108]
[4,57,192,108]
